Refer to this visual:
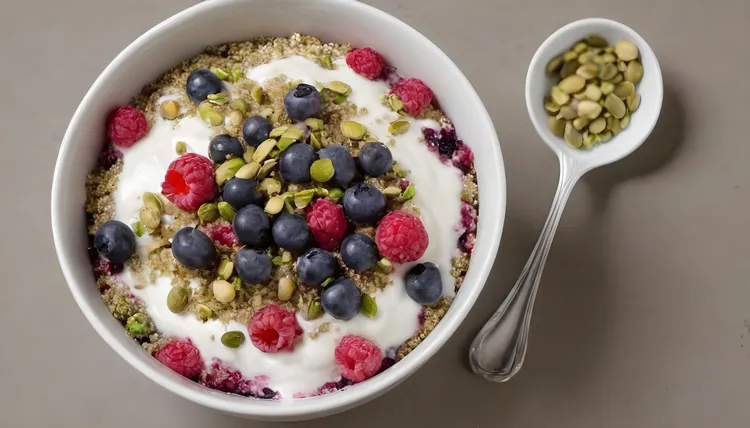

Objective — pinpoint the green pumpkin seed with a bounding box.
[388,120,410,135]
[217,259,234,280]
[197,304,213,321]
[361,294,378,318]
[215,158,245,185]
[232,98,249,114]
[382,186,402,198]
[243,147,256,163]
[257,159,277,180]
[207,93,229,105]
[316,187,329,197]
[320,277,334,288]
[232,277,244,291]
[307,298,323,320]
[341,121,366,140]
[210,67,229,80]
[281,128,304,141]
[265,196,285,215]
[603,94,627,119]
[400,183,416,201]
[328,188,344,201]
[310,131,323,150]
[221,331,245,348]
[305,118,324,131]
[259,177,281,196]
[310,159,335,182]
[325,81,352,95]
[198,203,219,223]
[167,286,188,313]
[294,189,316,209]
[198,101,224,126]
[282,251,293,263]
[132,221,145,237]
[175,141,187,155]
[250,86,263,104]
[548,117,566,137]
[377,258,393,273]
[284,198,295,214]
[276,137,296,151]
[269,126,289,138]
[235,162,260,180]
[218,202,235,221]
[142,192,162,212]
[624,60,643,83]
[321,56,333,69]
[278,277,296,302]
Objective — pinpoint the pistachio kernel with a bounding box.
[221,331,245,348]
[139,207,161,230]
[333,94,348,104]
[198,203,219,223]
[284,198,295,214]
[160,100,180,120]
[282,251,293,263]
[278,277,296,302]
[325,81,352,95]
[252,139,277,163]
[614,40,639,62]
[361,294,378,318]
[316,187,329,197]
[377,258,393,273]
[388,120,410,135]
[230,69,243,83]
[388,94,404,112]
[340,121,367,140]
[197,304,213,321]
[400,183,416,201]
[307,298,323,320]
[310,158,335,182]
[212,279,236,304]
[232,277,244,291]
[305,118,324,131]
[251,86,263,104]
[215,157,246,185]
[218,201,235,221]
[310,131,323,150]
[167,286,189,313]
[265,196,285,215]
[320,277,334,288]
[207,93,229,105]
[272,256,283,266]
[328,188,344,201]
[257,159,278,180]
[142,192,162,213]
[132,221,145,238]
[126,313,152,337]
[175,141,188,155]
[198,101,224,126]
[217,259,234,280]
[294,189,316,209]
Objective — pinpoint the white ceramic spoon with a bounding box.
[469,18,663,382]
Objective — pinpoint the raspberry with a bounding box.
[345,47,385,80]
[98,147,123,170]
[451,141,474,173]
[161,153,216,211]
[335,335,383,382]
[375,210,429,263]
[92,257,123,279]
[200,360,278,398]
[201,223,236,247]
[108,106,149,148]
[459,231,475,254]
[391,78,433,116]
[460,202,477,234]
[155,338,203,379]
[248,305,302,353]
[306,199,347,251]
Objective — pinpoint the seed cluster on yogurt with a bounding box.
[84,34,478,399]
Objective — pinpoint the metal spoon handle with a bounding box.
[469,156,582,382]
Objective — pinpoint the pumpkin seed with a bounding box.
[382,186,402,198]
[310,158,335,182]
[257,159,277,179]
[215,157,246,185]
[167,286,188,313]
[269,126,289,138]
[325,81,352,95]
[264,196,284,215]
[294,189,316,209]
[218,202,235,221]
[310,131,323,150]
[197,304,213,321]
[305,118,324,131]
[142,192,162,212]
[235,162,260,179]
[307,298,323,320]
[198,101,224,126]
[320,277,334,288]
[207,93,229,105]
[132,222,144,237]
[232,98,249,114]
[221,331,245,348]
[603,94,627,119]
[210,67,229,80]
[614,40,639,61]
[251,86,263,104]
[400,183,416,201]
[328,188,344,201]
[217,259,234,280]
[252,139,277,163]
[361,294,378,318]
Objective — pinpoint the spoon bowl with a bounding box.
[527,18,663,171]
[469,18,663,382]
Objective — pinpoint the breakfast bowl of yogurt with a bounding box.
[51,0,505,421]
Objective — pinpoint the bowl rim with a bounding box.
[51,0,506,419]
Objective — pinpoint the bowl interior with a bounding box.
[525,18,663,169]
[51,0,505,421]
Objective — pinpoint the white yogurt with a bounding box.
[113,55,464,398]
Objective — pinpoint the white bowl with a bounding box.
[51,0,505,421]
[526,18,663,169]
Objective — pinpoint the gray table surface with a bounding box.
[3,0,750,426]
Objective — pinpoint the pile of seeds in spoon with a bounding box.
[544,34,643,149]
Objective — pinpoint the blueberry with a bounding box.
[340,233,378,273]
[272,213,311,253]
[232,205,271,248]
[404,262,442,305]
[296,248,338,287]
[343,182,386,224]
[284,83,321,121]
[359,142,393,177]
[94,220,136,263]
[242,115,273,148]
[186,68,223,103]
[279,143,316,183]
[171,227,217,269]
[208,134,243,163]
[223,178,262,210]
[318,144,356,186]
[321,278,361,321]
[234,248,272,284]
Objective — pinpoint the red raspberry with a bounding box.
[460,202,477,234]
[201,224,236,247]
[391,78,433,116]
[375,210,429,263]
[306,199,347,251]
[335,335,383,382]
[248,305,302,353]
[345,47,385,80]
[92,257,123,279]
[452,141,475,173]
[98,147,123,170]
[200,359,242,393]
[161,153,216,211]
[155,338,203,379]
[459,231,475,254]
[108,106,149,148]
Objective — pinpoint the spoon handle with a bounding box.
[469,156,582,382]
